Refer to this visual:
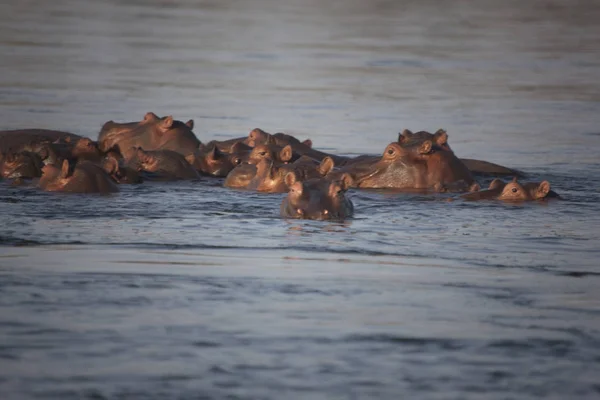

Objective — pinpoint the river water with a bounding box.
[1,0,600,398]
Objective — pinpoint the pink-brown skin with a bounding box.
[246,144,295,165]
[135,148,200,181]
[186,141,249,177]
[245,128,350,165]
[460,178,552,202]
[0,151,44,179]
[39,160,119,194]
[0,129,83,158]
[101,155,143,184]
[333,141,476,191]
[280,172,354,221]
[224,156,335,192]
[399,128,522,177]
[97,112,200,159]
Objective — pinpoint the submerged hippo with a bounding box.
[101,155,143,184]
[460,178,553,202]
[335,141,477,191]
[224,155,336,192]
[0,129,84,157]
[281,172,354,221]
[0,151,44,179]
[98,112,200,159]
[186,141,248,177]
[134,148,200,181]
[245,128,349,165]
[39,160,119,193]
[399,128,523,177]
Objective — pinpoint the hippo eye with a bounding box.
[387,148,394,155]
[233,158,241,165]
[259,151,266,156]
[511,187,518,193]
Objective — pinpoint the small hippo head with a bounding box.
[135,148,159,172]
[246,128,276,147]
[1,151,43,179]
[247,144,293,165]
[497,178,551,202]
[39,160,71,190]
[102,155,142,184]
[186,142,244,177]
[281,172,354,221]
[398,129,452,152]
[72,138,102,161]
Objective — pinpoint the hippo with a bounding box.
[101,155,143,184]
[281,172,354,221]
[334,141,477,191]
[0,151,44,179]
[224,155,336,192]
[245,128,349,165]
[186,141,249,177]
[399,128,523,177]
[247,144,294,165]
[97,112,200,159]
[134,148,200,181]
[39,160,119,193]
[460,178,553,202]
[0,129,84,156]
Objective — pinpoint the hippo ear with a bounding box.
[488,179,504,190]
[284,171,297,188]
[433,129,448,146]
[208,145,222,160]
[60,160,70,178]
[184,153,196,166]
[418,140,432,154]
[279,145,293,163]
[185,119,194,129]
[318,156,335,176]
[302,139,313,148]
[536,181,551,199]
[468,182,480,192]
[340,173,354,191]
[398,129,412,144]
[104,157,119,174]
[161,116,174,130]
[144,112,159,122]
[512,176,518,183]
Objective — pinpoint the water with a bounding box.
[1,0,600,398]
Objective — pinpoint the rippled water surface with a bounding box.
[1,0,600,398]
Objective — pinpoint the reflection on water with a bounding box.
[1,0,600,398]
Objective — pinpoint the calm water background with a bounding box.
[1,0,600,398]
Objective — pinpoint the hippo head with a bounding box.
[135,148,159,172]
[398,129,451,152]
[72,138,102,161]
[1,151,43,179]
[39,160,71,190]
[186,142,244,177]
[102,155,142,184]
[497,178,551,202]
[281,172,354,221]
[247,144,293,165]
[246,128,276,147]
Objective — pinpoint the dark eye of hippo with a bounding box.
[387,148,394,155]
[512,187,518,193]
[259,151,266,156]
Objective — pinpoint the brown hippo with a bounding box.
[101,155,143,184]
[246,144,294,165]
[245,128,349,165]
[0,129,84,157]
[280,172,354,221]
[39,160,119,193]
[460,178,553,202]
[334,141,477,191]
[224,155,336,192]
[134,148,200,181]
[97,113,200,159]
[399,128,523,177]
[0,151,44,179]
[186,141,249,177]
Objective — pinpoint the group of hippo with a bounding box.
[0,112,556,220]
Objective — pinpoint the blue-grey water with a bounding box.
[1,0,600,399]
